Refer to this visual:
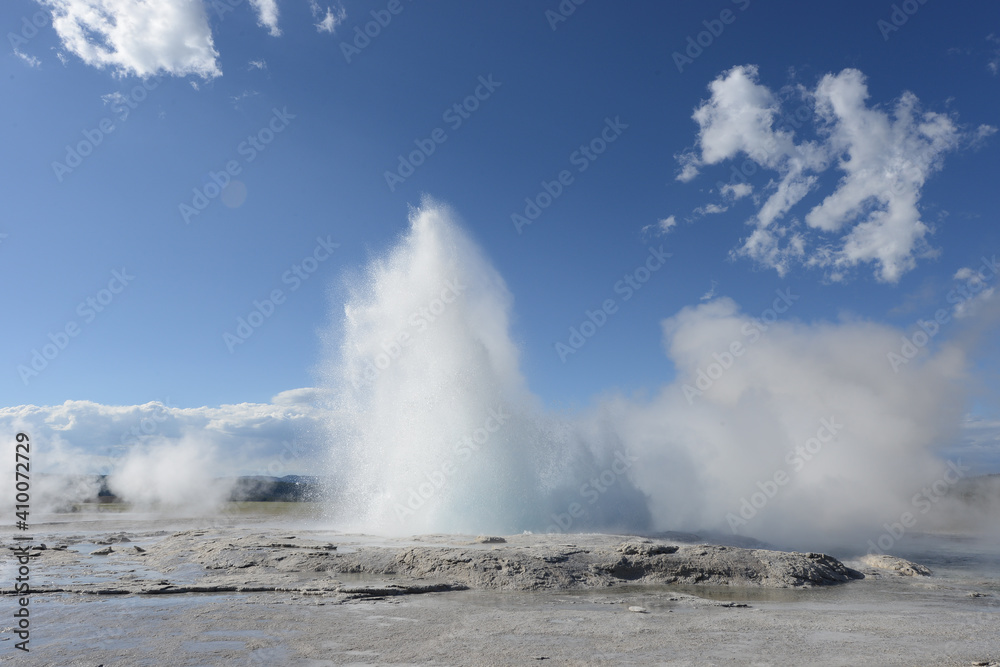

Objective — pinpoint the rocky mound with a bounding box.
[859,554,932,577]
[332,541,861,590]
[4,530,864,597]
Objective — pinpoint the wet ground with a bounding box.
[2,508,998,666]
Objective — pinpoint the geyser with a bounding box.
[320,199,977,550]
[318,199,649,535]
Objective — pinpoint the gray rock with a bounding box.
[859,554,932,577]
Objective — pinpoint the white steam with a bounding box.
[320,199,993,550]
[0,430,104,515]
[319,200,645,534]
[108,435,233,512]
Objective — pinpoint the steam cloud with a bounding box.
[107,435,234,512]
[319,199,995,550]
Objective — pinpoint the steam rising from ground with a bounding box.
[320,200,995,550]
[107,436,233,512]
[0,431,102,515]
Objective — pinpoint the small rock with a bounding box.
[475,536,506,544]
[627,606,647,613]
[616,542,678,556]
[860,554,932,577]
[133,546,146,554]
[92,546,114,555]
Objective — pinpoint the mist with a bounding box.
[318,199,996,551]
[107,435,235,513]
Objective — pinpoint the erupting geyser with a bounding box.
[320,198,976,550]
[318,199,649,535]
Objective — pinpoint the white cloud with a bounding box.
[0,391,324,481]
[699,280,718,301]
[675,152,700,183]
[693,203,728,216]
[230,89,259,104]
[721,182,752,199]
[312,2,347,34]
[40,0,221,78]
[988,33,999,75]
[971,124,998,148]
[14,50,41,67]
[250,0,281,36]
[952,262,997,319]
[641,215,677,237]
[101,91,125,106]
[677,65,982,283]
[805,70,960,282]
[248,59,268,70]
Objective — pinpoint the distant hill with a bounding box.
[76,474,324,503]
[226,476,323,502]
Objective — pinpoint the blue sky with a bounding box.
[2,0,1000,479]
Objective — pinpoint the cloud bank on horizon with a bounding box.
[674,65,995,283]
[0,387,324,496]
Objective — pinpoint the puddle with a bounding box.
[26,542,175,588]
[203,629,271,639]
[333,572,403,584]
[182,640,246,653]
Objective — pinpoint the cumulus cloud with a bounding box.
[40,0,221,78]
[677,65,989,283]
[805,69,960,282]
[249,0,281,36]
